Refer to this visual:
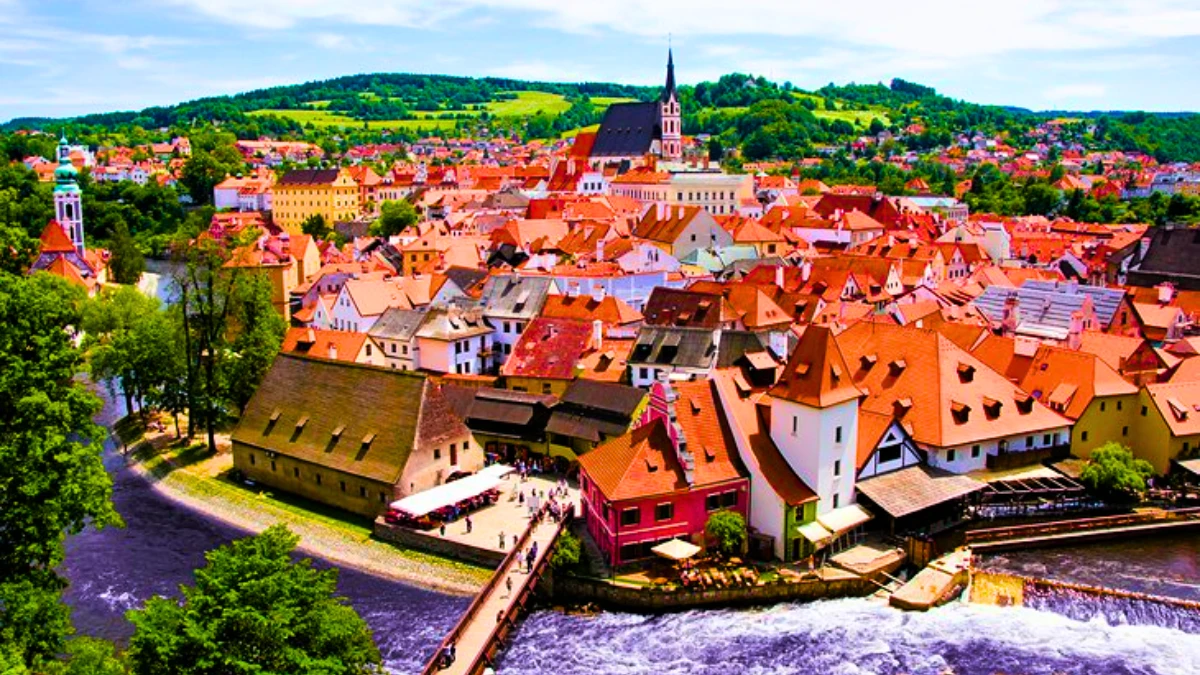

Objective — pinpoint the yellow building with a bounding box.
[1134,382,1200,475]
[272,168,359,233]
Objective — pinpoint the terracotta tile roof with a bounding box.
[577,336,635,383]
[1145,381,1200,437]
[643,287,730,328]
[673,379,747,486]
[501,317,593,380]
[1020,345,1136,420]
[857,409,900,470]
[39,221,76,253]
[836,322,1070,448]
[44,254,91,289]
[770,324,862,408]
[578,419,688,501]
[344,279,414,317]
[282,327,366,361]
[541,294,642,326]
[712,371,817,505]
[633,205,705,245]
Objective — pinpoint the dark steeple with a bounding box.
[662,48,677,102]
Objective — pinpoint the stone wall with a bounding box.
[373,518,505,568]
[554,572,886,611]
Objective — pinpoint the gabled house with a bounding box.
[501,317,594,396]
[628,325,719,387]
[632,204,732,260]
[231,355,474,517]
[478,275,555,365]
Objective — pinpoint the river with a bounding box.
[63,395,1200,674]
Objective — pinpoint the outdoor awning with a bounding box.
[1175,458,1200,478]
[797,520,833,546]
[817,504,873,535]
[388,464,513,517]
[652,538,701,561]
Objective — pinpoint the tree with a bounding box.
[707,137,724,162]
[0,273,121,667]
[224,273,286,412]
[178,152,226,205]
[705,510,746,558]
[126,525,382,675]
[300,213,330,241]
[107,217,145,284]
[374,199,418,237]
[1080,442,1153,500]
[549,529,582,572]
[1022,182,1063,217]
[0,220,38,274]
[44,638,127,675]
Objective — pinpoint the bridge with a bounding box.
[421,507,571,675]
[966,507,1200,552]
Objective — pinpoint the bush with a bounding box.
[1080,442,1153,500]
[705,510,746,558]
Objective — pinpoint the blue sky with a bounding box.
[2,0,1200,122]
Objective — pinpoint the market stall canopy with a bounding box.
[652,538,702,561]
[389,464,513,517]
[797,520,833,546]
[856,465,986,519]
[817,504,873,536]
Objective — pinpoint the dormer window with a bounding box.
[861,354,877,369]
[951,401,971,424]
[983,397,1003,419]
[957,363,975,383]
[795,362,811,376]
[889,359,907,375]
[1015,392,1034,414]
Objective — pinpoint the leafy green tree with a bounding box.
[126,525,382,675]
[0,220,38,274]
[107,218,145,284]
[224,272,286,412]
[0,273,121,667]
[705,510,746,558]
[1080,442,1153,500]
[300,213,331,241]
[1022,182,1063,217]
[549,529,582,572]
[44,638,128,675]
[179,152,226,205]
[707,137,724,162]
[83,287,177,420]
[374,199,418,237]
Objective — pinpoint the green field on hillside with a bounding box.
[247,109,459,130]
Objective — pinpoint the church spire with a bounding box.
[662,48,677,102]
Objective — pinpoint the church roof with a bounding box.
[590,102,660,158]
[39,220,76,253]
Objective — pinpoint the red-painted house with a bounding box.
[578,380,748,566]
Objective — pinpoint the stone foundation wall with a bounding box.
[374,519,505,568]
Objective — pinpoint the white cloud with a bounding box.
[1043,83,1107,101]
[161,0,1200,60]
[314,32,348,49]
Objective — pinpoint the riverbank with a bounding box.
[121,423,490,596]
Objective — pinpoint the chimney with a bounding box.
[327,342,338,361]
[305,328,316,344]
[774,265,784,288]
[596,236,605,261]
[1158,282,1175,305]
[591,284,605,303]
[1067,311,1084,351]
[1002,294,1019,337]
[592,319,604,351]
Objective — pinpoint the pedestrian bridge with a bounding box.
[421,509,570,675]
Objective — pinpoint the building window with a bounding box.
[1043,434,1052,445]
[947,449,957,462]
[1100,401,1106,412]
[972,444,981,458]
[721,491,738,508]
[602,503,611,521]
[434,448,441,460]
[315,474,322,486]
[294,467,300,478]
[1027,435,1034,448]
[249,453,255,466]
[379,492,387,504]
[1122,426,1129,437]
[792,416,798,436]
[832,494,840,508]
[1081,431,1089,442]
[833,460,841,477]
[878,445,902,464]
[360,486,367,497]
[655,503,674,522]
[340,480,346,493]
[639,367,649,380]
[706,494,720,512]
[621,508,640,527]
[1142,406,1148,417]
[542,382,552,394]
[270,460,276,472]
[835,426,843,444]
[1117,401,1123,411]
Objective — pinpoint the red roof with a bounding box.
[39,221,76,253]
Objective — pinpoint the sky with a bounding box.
[2,0,1200,122]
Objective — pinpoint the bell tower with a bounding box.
[53,134,85,256]
[659,49,682,161]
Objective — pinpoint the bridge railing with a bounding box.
[965,507,1200,544]
[420,505,570,675]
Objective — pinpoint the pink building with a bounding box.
[577,380,748,566]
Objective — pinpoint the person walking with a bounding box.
[506,575,514,597]
[499,531,506,550]
[465,516,473,534]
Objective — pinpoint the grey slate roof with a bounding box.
[974,285,1090,338]
[368,307,426,342]
[479,274,552,320]
[591,102,661,158]
[715,330,773,368]
[415,307,492,341]
[1128,226,1200,290]
[629,325,718,369]
[443,266,488,295]
[1022,280,1126,327]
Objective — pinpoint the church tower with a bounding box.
[53,135,84,256]
[659,49,682,161]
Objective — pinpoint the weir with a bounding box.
[965,507,1200,552]
[421,508,571,675]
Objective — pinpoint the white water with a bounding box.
[500,598,1200,675]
